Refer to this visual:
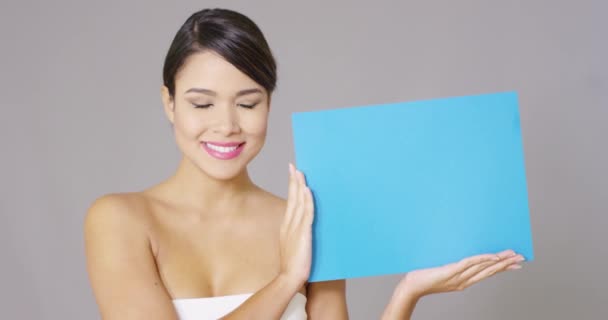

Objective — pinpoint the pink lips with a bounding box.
[202,141,245,160]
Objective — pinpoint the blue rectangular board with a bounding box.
[291,91,534,282]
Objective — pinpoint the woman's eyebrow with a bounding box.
[184,87,263,97]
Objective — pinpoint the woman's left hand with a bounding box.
[395,249,525,300]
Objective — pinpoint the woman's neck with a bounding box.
[158,156,258,215]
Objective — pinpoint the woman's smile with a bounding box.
[202,141,246,160]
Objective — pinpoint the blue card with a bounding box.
[291,92,534,282]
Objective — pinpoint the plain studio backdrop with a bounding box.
[1,0,606,319]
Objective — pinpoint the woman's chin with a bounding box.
[205,167,246,181]
[191,160,248,181]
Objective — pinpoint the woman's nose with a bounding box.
[212,105,241,135]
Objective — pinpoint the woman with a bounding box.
[84,8,525,320]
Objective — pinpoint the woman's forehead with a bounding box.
[175,51,263,96]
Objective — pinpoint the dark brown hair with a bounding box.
[162,8,277,98]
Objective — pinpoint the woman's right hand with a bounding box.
[278,163,315,288]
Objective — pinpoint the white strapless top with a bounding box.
[172,292,307,320]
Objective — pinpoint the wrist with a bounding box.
[382,286,421,320]
[393,284,423,304]
[276,272,305,294]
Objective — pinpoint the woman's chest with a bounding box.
[152,212,283,299]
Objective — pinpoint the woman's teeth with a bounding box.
[205,143,239,153]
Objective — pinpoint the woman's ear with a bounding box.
[267,92,272,110]
[161,85,175,124]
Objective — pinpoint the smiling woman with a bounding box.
[84,7,525,320]
[161,48,270,181]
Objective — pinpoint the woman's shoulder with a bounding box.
[84,192,154,239]
[253,187,288,213]
[258,187,287,203]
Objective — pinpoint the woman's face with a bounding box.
[161,50,270,180]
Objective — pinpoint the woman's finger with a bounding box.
[451,254,501,275]
[495,249,517,260]
[289,168,306,233]
[456,260,498,283]
[295,170,308,226]
[451,249,516,276]
[295,171,309,224]
[506,264,523,270]
[461,254,524,287]
[302,186,314,226]
[283,163,298,232]
[455,250,516,281]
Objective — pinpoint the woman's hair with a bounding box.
[162,8,277,98]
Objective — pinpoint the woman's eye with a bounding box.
[239,103,258,109]
[192,103,258,109]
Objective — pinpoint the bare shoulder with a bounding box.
[259,188,287,205]
[84,192,151,233]
[254,187,288,216]
[84,192,176,319]
[83,192,154,277]
[83,193,152,268]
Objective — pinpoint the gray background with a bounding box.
[1,0,606,319]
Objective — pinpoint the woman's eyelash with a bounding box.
[192,103,258,109]
[239,103,258,109]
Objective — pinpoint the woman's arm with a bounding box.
[218,274,303,319]
[380,250,525,320]
[380,286,419,320]
[258,166,350,320]
[306,280,349,319]
[220,164,316,319]
[84,194,179,320]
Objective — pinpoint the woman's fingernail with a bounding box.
[508,264,522,270]
[516,255,525,262]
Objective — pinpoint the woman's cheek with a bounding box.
[250,116,268,138]
[177,112,206,138]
